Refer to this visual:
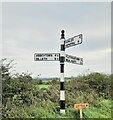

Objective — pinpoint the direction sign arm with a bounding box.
[65,34,83,48]
[65,54,83,65]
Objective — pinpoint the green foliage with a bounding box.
[37,80,43,84]
[2,59,13,92]
[83,99,111,118]
[1,59,112,118]
[38,84,50,89]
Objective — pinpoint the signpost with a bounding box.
[34,30,83,114]
[74,103,89,120]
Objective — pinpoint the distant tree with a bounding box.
[1,59,15,91]
[51,79,58,84]
[38,80,43,84]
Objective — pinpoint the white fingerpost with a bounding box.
[34,30,83,114]
[60,30,65,114]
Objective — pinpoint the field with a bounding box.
[1,60,113,119]
[37,84,50,89]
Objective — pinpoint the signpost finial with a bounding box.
[61,30,65,39]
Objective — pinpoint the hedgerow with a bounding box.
[1,59,112,118]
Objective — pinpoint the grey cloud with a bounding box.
[2,2,111,77]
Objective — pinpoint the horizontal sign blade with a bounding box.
[74,103,89,109]
[65,54,83,65]
[65,34,83,48]
[34,53,60,61]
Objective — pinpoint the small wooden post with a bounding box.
[80,108,82,120]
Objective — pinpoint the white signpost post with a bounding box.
[34,30,83,114]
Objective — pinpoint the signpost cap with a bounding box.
[61,30,65,33]
[61,30,65,39]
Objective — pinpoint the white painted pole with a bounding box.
[60,30,65,114]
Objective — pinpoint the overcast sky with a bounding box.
[2,2,111,78]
